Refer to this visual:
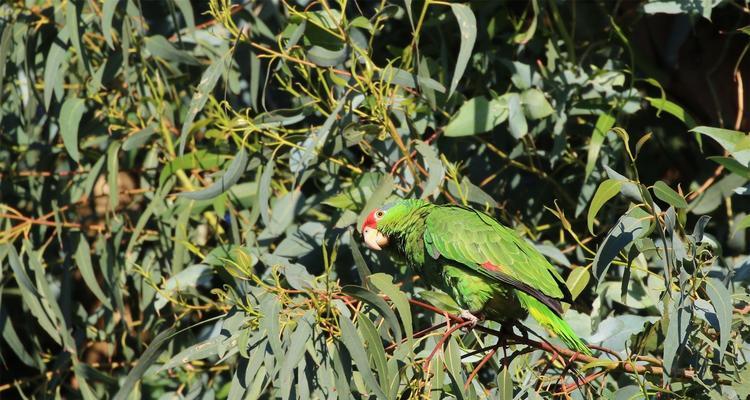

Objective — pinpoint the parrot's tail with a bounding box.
[517,293,592,356]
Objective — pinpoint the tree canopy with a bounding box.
[1,0,749,398]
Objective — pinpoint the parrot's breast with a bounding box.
[437,262,527,321]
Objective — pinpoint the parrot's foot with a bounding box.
[459,309,482,329]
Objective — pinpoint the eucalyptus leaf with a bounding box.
[177,148,248,200]
[448,4,476,96]
[59,97,86,162]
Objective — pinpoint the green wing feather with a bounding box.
[424,206,572,311]
[423,205,591,355]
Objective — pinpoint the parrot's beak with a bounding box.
[362,227,389,251]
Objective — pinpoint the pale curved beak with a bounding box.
[363,227,389,251]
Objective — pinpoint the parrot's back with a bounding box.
[418,205,591,355]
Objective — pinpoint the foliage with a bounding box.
[1,0,749,398]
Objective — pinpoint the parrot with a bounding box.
[361,198,591,355]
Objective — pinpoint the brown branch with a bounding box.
[402,298,695,380]
[464,345,499,389]
[557,369,607,395]
[421,320,474,372]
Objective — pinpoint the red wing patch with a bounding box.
[481,261,502,272]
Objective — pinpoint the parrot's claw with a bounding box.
[459,310,481,330]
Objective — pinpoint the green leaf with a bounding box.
[291,93,355,178]
[154,264,212,310]
[0,22,14,86]
[261,190,303,238]
[691,126,750,166]
[59,97,86,163]
[258,160,275,227]
[587,179,622,234]
[177,148,249,200]
[521,88,554,120]
[415,140,444,199]
[585,113,615,179]
[342,285,402,342]
[324,172,379,210]
[144,35,200,65]
[113,326,176,400]
[284,21,307,50]
[368,273,412,339]
[357,313,390,394]
[159,150,224,186]
[5,245,40,298]
[612,385,645,400]
[279,311,314,400]
[513,0,538,44]
[107,141,120,211]
[417,290,460,314]
[122,125,156,151]
[444,96,509,137]
[566,266,590,301]
[307,45,347,67]
[652,181,688,208]
[646,97,696,127]
[707,156,750,178]
[449,3,476,96]
[44,30,69,109]
[102,0,119,48]
[663,300,692,377]
[173,0,195,31]
[732,214,750,237]
[496,366,513,400]
[179,52,229,155]
[348,233,373,287]
[1,305,38,368]
[507,92,528,138]
[66,0,89,73]
[338,314,387,399]
[74,235,111,309]
[378,66,446,93]
[593,215,646,283]
[447,176,498,208]
[704,278,732,360]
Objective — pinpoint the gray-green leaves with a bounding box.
[588,179,622,234]
[444,96,508,137]
[179,52,229,155]
[59,97,86,162]
[444,90,553,137]
[177,148,249,200]
[652,181,687,209]
[449,4,476,97]
[593,214,646,282]
[705,279,732,360]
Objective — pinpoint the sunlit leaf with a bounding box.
[444,96,509,137]
[585,113,615,179]
[593,215,646,283]
[652,181,688,209]
[449,4,476,96]
[588,178,622,234]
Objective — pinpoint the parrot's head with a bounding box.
[361,199,428,251]
[361,204,392,251]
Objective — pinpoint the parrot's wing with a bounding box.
[424,206,572,314]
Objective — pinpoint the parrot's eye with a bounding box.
[375,210,384,219]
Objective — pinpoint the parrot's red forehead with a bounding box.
[362,209,378,232]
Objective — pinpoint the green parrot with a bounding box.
[361,199,591,355]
